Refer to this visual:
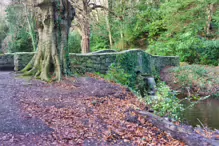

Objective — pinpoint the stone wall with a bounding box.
[150,55,180,73]
[0,49,180,74]
[0,54,14,70]
[69,49,180,74]
[14,52,35,71]
[69,53,116,74]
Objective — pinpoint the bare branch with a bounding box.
[88,3,122,20]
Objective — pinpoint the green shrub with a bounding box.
[199,40,219,66]
[5,4,34,53]
[68,32,81,53]
[169,65,219,96]
[8,28,33,53]
[142,82,184,121]
[104,63,131,86]
[171,65,209,86]
[0,17,8,50]
[90,23,110,52]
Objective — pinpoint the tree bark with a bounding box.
[22,0,74,81]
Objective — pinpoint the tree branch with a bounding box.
[88,3,123,20]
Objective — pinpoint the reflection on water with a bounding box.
[181,98,219,129]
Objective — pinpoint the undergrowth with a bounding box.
[95,64,217,121]
[100,64,185,121]
[138,82,184,121]
[97,63,131,87]
[169,65,219,96]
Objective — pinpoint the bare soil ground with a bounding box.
[0,72,184,146]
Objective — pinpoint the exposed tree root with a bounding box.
[22,53,61,82]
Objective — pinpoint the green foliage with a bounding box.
[89,1,162,51]
[170,65,219,96]
[146,0,219,65]
[148,32,203,61]
[90,0,218,65]
[90,22,110,52]
[8,28,32,53]
[141,82,184,121]
[111,3,159,50]
[104,63,131,86]
[5,4,34,53]
[68,32,81,53]
[171,65,208,86]
[199,40,219,66]
[115,53,139,88]
[0,17,8,50]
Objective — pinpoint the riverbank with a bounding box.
[161,65,219,98]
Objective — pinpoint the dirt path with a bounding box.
[0,72,53,145]
[0,72,184,146]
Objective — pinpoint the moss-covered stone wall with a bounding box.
[69,53,116,74]
[0,49,180,74]
[69,49,180,75]
[150,55,180,73]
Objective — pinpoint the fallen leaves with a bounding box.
[20,77,185,145]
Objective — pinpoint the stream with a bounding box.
[181,97,219,130]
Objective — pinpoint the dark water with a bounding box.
[181,98,219,129]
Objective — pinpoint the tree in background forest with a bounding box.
[0,1,9,53]
[88,0,219,65]
[0,17,8,53]
[21,0,74,81]
[147,0,219,65]
[1,0,218,74]
[68,0,114,53]
[90,0,154,51]
[1,0,37,53]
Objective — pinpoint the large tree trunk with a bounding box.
[22,0,74,81]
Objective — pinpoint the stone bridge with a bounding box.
[0,49,179,74]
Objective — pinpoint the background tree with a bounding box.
[68,0,114,53]
[1,0,36,53]
[23,2,37,51]
[0,1,10,53]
